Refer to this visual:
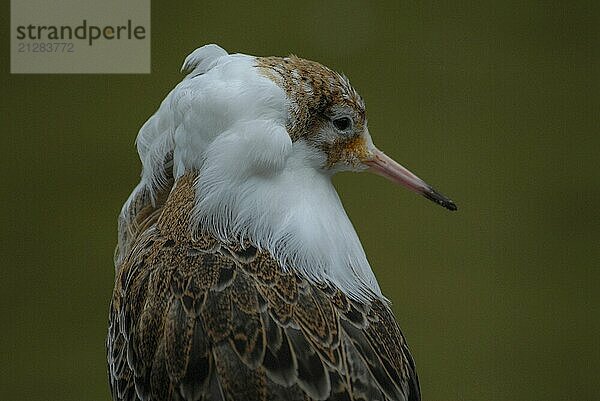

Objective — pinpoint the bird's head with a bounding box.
[140,45,455,214]
[257,55,457,211]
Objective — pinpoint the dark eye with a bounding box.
[333,117,352,131]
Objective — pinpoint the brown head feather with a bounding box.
[257,55,366,142]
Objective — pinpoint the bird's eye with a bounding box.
[333,117,352,132]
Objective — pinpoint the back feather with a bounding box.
[108,173,421,401]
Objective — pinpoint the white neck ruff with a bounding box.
[189,141,383,302]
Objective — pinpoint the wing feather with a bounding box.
[107,175,420,401]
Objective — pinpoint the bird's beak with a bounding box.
[363,147,457,211]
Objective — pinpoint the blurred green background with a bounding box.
[1,1,598,400]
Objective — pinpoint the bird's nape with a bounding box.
[363,147,458,211]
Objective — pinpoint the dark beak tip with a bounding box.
[445,201,458,212]
[423,187,458,212]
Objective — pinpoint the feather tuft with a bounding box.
[119,45,384,302]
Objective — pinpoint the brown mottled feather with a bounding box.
[256,56,365,144]
[107,173,420,401]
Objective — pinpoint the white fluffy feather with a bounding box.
[122,44,383,301]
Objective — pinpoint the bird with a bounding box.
[107,44,457,401]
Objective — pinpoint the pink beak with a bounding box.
[364,148,457,211]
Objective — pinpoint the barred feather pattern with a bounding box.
[107,173,420,401]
